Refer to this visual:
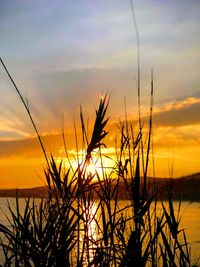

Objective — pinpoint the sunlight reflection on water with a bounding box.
[0,198,199,264]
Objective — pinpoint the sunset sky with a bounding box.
[0,0,200,188]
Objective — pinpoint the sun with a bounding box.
[87,162,96,176]
[56,147,116,180]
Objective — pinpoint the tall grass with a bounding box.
[0,59,198,266]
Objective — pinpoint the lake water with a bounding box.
[0,198,199,265]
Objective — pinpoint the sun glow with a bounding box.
[55,147,116,181]
[87,162,96,176]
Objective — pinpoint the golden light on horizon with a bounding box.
[1,130,200,189]
[55,147,116,182]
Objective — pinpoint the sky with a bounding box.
[0,0,200,188]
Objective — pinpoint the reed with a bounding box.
[0,99,196,266]
[0,60,198,266]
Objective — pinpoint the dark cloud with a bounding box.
[152,102,200,127]
[0,134,65,158]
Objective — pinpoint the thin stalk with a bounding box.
[0,58,49,168]
[130,1,146,179]
[124,97,134,180]
[73,120,81,266]
[143,69,154,199]
[129,0,141,130]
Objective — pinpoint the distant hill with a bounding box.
[0,173,200,201]
[0,186,48,198]
[167,173,200,201]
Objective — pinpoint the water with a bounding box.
[0,198,199,265]
[111,200,200,263]
[152,200,200,262]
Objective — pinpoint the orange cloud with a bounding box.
[154,97,200,113]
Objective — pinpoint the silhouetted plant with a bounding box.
[0,59,198,267]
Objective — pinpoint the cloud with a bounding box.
[0,116,33,140]
[152,98,200,127]
[1,0,200,146]
[1,0,200,128]
[32,67,138,121]
[154,97,200,113]
[153,125,200,148]
[0,134,64,158]
[128,97,200,149]
[117,97,200,149]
